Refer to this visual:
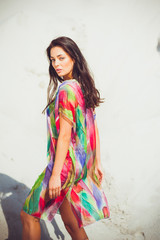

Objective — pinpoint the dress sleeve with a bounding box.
[58,84,77,127]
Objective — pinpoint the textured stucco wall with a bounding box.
[0,1,160,239]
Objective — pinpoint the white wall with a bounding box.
[0,0,160,239]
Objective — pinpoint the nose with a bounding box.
[54,59,60,68]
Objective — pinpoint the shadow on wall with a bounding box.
[0,173,64,240]
[157,38,160,52]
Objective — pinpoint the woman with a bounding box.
[20,36,110,240]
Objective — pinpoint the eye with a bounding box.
[50,59,55,62]
[59,57,64,60]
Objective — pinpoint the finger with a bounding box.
[59,187,61,196]
[99,177,102,183]
[99,172,103,179]
[98,170,103,180]
[53,188,59,198]
[56,187,61,197]
[49,188,57,199]
[54,188,58,198]
[100,174,103,183]
[97,173,102,182]
[52,189,56,199]
[49,189,53,199]
[99,176,102,182]
[98,169,103,176]
[57,187,61,196]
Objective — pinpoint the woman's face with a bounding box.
[50,46,74,80]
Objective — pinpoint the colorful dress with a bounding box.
[22,79,110,227]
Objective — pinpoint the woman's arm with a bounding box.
[95,119,101,166]
[49,113,72,199]
[94,118,103,183]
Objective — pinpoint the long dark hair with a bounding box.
[42,36,104,113]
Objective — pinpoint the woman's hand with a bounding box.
[49,174,61,199]
[95,163,104,184]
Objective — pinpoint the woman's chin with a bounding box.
[57,73,64,78]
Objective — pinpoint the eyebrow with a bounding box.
[50,54,64,59]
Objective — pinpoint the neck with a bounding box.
[63,73,73,80]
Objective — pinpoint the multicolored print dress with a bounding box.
[23,79,110,227]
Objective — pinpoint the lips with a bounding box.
[56,69,62,73]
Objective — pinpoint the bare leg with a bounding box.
[20,210,41,240]
[59,197,89,240]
